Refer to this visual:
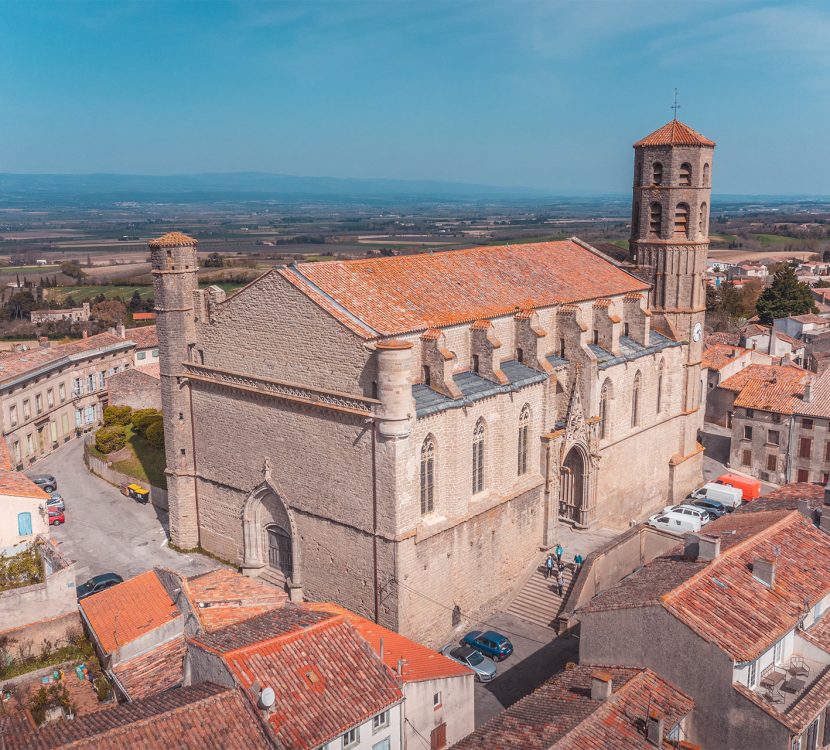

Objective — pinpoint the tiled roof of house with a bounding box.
[740,482,824,513]
[6,683,271,749]
[191,604,331,653]
[278,240,649,338]
[0,439,12,471]
[0,332,130,385]
[633,119,715,148]
[719,363,807,413]
[741,323,770,338]
[0,469,49,499]
[774,330,805,348]
[125,324,157,349]
[131,311,157,321]
[454,665,693,750]
[184,567,287,632]
[706,331,741,347]
[80,570,180,655]
[222,616,402,750]
[108,367,159,392]
[583,511,830,662]
[702,343,750,371]
[794,372,830,418]
[148,231,197,248]
[791,314,828,324]
[111,635,186,700]
[306,603,471,682]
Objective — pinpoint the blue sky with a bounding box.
[1,0,828,194]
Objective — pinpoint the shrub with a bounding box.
[145,419,165,450]
[132,409,162,437]
[93,675,112,702]
[103,404,132,426]
[95,425,127,455]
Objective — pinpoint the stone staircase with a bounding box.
[506,563,575,629]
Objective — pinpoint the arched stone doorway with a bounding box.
[559,447,586,523]
[242,481,302,599]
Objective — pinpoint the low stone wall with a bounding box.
[556,524,679,632]
[83,437,168,512]
[0,611,81,663]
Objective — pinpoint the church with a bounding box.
[152,119,714,641]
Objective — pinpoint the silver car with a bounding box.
[47,493,65,511]
[440,645,497,682]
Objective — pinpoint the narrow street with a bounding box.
[35,438,218,585]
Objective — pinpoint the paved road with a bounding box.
[443,612,578,728]
[35,439,218,585]
[701,425,777,495]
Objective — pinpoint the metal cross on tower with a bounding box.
[671,88,681,120]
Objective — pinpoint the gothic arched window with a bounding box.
[518,405,531,475]
[699,202,708,237]
[652,162,663,185]
[703,163,710,186]
[657,360,665,413]
[420,435,435,515]
[472,419,485,494]
[649,203,662,237]
[631,371,642,428]
[679,163,692,186]
[599,379,612,440]
[674,203,690,238]
[632,201,640,235]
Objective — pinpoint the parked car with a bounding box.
[648,508,702,535]
[28,473,57,493]
[665,504,711,526]
[47,509,65,526]
[46,493,65,511]
[689,497,727,519]
[462,630,514,661]
[76,573,124,600]
[440,645,497,682]
[689,482,743,509]
[716,473,762,501]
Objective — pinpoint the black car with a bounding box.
[76,573,123,600]
[28,474,57,493]
[689,497,728,519]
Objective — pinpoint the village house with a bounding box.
[153,118,714,640]
[30,302,91,326]
[127,324,159,370]
[453,664,697,749]
[0,330,135,468]
[578,510,830,750]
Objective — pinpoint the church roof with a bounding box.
[634,120,715,148]
[279,240,650,339]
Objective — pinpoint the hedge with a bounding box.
[145,420,165,450]
[95,425,128,454]
[131,408,162,436]
[103,405,132,427]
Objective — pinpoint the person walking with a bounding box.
[556,568,565,597]
[554,543,564,565]
[573,552,584,574]
[545,554,554,580]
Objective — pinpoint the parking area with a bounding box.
[444,612,578,728]
[35,439,218,585]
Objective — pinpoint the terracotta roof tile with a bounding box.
[454,665,693,750]
[774,330,804,348]
[795,371,830,417]
[279,240,649,338]
[634,120,715,148]
[111,636,186,701]
[184,568,287,632]
[7,682,271,749]
[125,324,157,349]
[148,231,197,248]
[702,343,750,371]
[706,331,741,347]
[0,469,49,499]
[222,616,402,750]
[742,482,824,514]
[719,363,807,413]
[80,570,180,655]
[306,603,471,682]
[791,314,828,324]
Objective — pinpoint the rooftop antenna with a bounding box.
[671,88,680,121]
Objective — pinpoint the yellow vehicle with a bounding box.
[121,483,150,504]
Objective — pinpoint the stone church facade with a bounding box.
[153,120,714,642]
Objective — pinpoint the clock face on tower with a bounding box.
[692,322,702,342]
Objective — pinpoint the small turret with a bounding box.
[375,340,415,439]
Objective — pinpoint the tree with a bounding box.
[756,264,817,324]
[91,299,127,326]
[203,252,224,268]
[59,260,85,282]
[127,290,143,312]
[2,292,37,321]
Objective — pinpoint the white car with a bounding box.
[648,508,703,535]
[665,504,710,526]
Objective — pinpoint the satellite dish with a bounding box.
[259,687,276,709]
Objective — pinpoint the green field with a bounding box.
[0,264,60,273]
[751,233,802,246]
[48,281,247,303]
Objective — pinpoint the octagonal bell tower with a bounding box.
[630,119,715,455]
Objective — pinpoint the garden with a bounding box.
[90,406,166,488]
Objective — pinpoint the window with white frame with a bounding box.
[747,659,758,687]
[137,351,147,361]
[84,406,94,424]
[99,372,105,389]
[433,691,442,708]
[342,727,359,749]
[87,374,94,392]
[73,377,82,396]
[10,405,17,427]
[47,388,54,408]
[25,433,33,456]
[372,710,390,732]
[75,409,82,428]
[774,639,784,665]
[22,399,30,419]
[59,383,66,401]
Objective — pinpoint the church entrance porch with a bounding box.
[559,448,586,524]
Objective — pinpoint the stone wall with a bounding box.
[0,611,81,661]
[108,369,161,411]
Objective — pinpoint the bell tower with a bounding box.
[630,118,715,456]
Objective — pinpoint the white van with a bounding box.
[648,508,703,535]
[689,482,743,509]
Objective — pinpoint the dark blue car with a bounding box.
[462,630,513,661]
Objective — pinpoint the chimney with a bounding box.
[752,558,776,588]
[118,324,125,339]
[38,336,49,348]
[646,708,664,747]
[697,533,721,561]
[804,377,814,403]
[82,329,88,339]
[379,637,384,663]
[590,671,613,701]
